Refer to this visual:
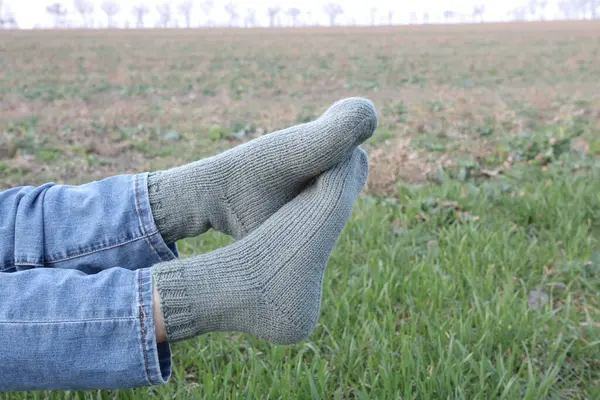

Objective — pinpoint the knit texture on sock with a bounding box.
[152,148,369,344]
[147,97,377,244]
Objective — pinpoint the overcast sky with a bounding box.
[7,0,562,28]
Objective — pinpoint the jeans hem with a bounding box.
[138,268,172,385]
[134,173,179,262]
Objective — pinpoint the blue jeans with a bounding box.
[0,173,177,391]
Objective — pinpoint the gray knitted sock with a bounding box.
[151,148,368,344]
[148,97,377,243]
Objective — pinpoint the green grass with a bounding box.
[5,153,599,399]
[35,147,62,163]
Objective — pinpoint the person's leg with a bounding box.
[0,176,176,390]
[0,266,170,391]
[0,148,367,391]
[0,97,376,275]
[0,173,178,275]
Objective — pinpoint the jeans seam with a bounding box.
[1,264,18,271]
[11,261,43,267]
[39,233,160,264]
[4,263,39,268]
[134,174,148,237]
[0,317,137,324]
[138,269,153,385]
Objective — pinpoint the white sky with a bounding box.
[7,0,562,28]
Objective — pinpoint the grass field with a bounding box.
[1,22,600,399]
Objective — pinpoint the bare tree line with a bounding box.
[3,0,598,29]
[0,0,18,28]
[556,0,598,19]
[442,1,598,23]
[38,1,344,28]
[508,0,598,21]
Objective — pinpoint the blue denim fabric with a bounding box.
[0,173,178,391]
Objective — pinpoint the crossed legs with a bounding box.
[0,98,377,391]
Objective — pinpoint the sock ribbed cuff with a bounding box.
[152,261,195,342]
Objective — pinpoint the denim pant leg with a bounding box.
[0,267,171,391]
[0,173,178,273]
[0,173,178,390]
